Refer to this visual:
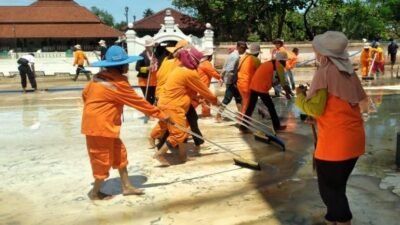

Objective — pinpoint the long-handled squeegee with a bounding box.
[169,121,261,171]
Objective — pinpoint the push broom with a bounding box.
[215,104,286,151]
[168,121,261,171]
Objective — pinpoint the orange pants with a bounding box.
[86,136,128,180]
[361,62,369,77]
[162,107,189,147]
[150,121,168,140]
[238,86,250,114]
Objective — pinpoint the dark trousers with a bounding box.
[18,65,37,90]
[74,65,91,81]
[222,84,242,105]
[156,104,204,149]
[240,90,281,130]
[140,86,156,105]
[315,157,358,223]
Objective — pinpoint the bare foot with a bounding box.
[153,153,170,167]
[215,114,223,123]
[148,137,156,149]
[122,186,144,196]
[88,189,114,200]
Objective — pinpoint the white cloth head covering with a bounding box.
[246,43,261,55]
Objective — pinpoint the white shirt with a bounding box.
[21,54,35,64]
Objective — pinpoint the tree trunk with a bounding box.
[303,0,316,40]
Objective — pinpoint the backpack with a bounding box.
[17,57,29,65]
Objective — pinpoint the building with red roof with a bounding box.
[0,0,123,52]
[133,8,204,37]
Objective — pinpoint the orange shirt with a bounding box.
[74,50,87,66]
[155,58,179,98]
[286,52,297,70]
[250,61,284,94]
[237,54,258,89]
[315,94,365,161]
[198,60,221,87]
[360,49,370,64]
[81,70,166,138]
[158,65,217,113]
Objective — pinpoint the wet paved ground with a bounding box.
[1,70,400,225]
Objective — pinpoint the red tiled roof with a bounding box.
[0,0,123,38]
[134,8,204,30]
[0,24,122,38]
[0,6,99,23]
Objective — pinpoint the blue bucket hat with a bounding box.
[90,46,143,67]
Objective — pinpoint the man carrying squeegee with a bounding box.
[154,46,220,166]
[239,51,288,133]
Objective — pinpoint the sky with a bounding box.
[0,0,174,23]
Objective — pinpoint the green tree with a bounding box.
[143,8,155,18]
[114,21,128,31]
[91,6,115,27]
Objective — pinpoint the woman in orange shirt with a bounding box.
[154,46,219,166]
[295,31,367,225]
[82,46,168,200]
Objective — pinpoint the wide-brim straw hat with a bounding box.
[144,37,155,47]
[312,31,349,59]
[166,39,189,53]
[363,43,370,49]
[246,43,261,55]
[272,38,284,45]
[90,46,143,67]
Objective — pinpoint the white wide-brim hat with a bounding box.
[74,44,81,50]
[312,31,349,59]
[246,43,261,55]
[90,46,143,67]
[144,37,156,47]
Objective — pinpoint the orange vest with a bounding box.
[155,58,179,98]
[315,94,365,161]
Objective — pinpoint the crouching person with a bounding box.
[82,46,169,200]
[154,46,220,166]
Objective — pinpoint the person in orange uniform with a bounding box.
[82,46,169,200]
[149,39,188,148]
[154,46,220,166]
[135,37,158,105]
[237,43,261,114]
[285,48,299,90]
[295,31,367,225]
[370,42,384,76]
[360,44,371,77]
[197,49,223,117]
[73,44,90,81]
[239,52,288,132]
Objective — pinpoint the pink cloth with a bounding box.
[307,60,366,104]
[176,47,203,69]
[146,51,158,73]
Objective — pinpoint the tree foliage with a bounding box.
[143,8,155,18]
[171,0,399,42]
[91,6,115,27]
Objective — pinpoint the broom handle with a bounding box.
[144,71,151,100]
[221,103,275,134]
[367,54,376,77]
[170,121,244,159]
